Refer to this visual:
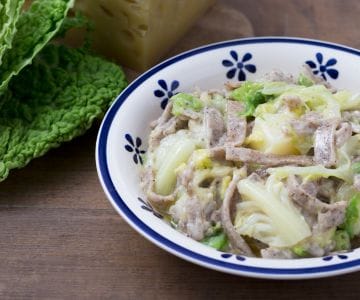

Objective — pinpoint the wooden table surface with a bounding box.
[2,0,360,299]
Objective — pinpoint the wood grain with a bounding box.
[2,1,360,299]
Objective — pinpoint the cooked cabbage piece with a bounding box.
[246,112,299,155]
[154,131,196,195]
[343,194,360,239]
[171,93,203,117]
[230,81,272,116]
[334,90,360,110]
[234,175,311,247]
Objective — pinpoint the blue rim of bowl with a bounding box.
[96,37,360,278]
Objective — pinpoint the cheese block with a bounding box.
[72,0,215,71]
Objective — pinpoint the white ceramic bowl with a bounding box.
[96,37,360,279]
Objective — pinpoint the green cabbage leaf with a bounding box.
[0,0,24,64]
[0,0,74,94]
[0,44,127,180]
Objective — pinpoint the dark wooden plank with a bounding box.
[0,125,111,210]
[232,0,360,49]
[0,206,359,299]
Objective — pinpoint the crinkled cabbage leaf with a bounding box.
[0,0,74,94]
[0,0,24,64]
[0,44,127,180]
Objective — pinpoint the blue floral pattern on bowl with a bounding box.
[322,254,348,261]
[138,197,163,219]
[322,250,353,261]
[154,79,180,109]
[124,134,145,165]
[222,51,256,81]
[305,52,339,80]
[221,253,246,261]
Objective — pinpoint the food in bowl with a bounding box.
[141,67,360,259]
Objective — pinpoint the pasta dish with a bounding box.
[141,67,360,258]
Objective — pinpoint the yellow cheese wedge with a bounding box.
[72,0,215,71]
